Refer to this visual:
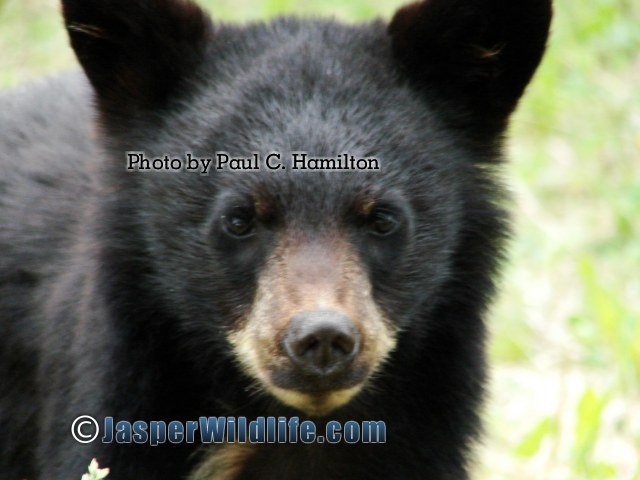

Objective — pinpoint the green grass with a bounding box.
[1,0,638,478]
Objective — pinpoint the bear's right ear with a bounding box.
[62,0,212,114]
[389,0,552,129]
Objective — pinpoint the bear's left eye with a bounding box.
[368,209,400,236]
[221,207,256,238]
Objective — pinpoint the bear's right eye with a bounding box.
[221,207,256,239]
[368,209,400,236]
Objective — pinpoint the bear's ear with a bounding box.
[388,0,552,126]
[62,0,212,113]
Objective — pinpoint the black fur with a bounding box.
[0,0,551,478]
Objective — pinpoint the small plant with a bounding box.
[81,459,109,480]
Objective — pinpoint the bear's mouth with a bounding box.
[269,362,370,395]
[264,360,371,416]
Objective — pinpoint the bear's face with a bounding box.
[62,0,551,415]
[128,35,474,414]
[108,22,472,415]
[142,166,462,415]
[134,128,465,416]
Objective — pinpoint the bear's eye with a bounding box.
[368,209,400,236]
[221,207,256,238]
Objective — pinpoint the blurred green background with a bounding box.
[1,0,638,478]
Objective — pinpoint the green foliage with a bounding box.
[487,0,640,477]
[81,459,109,480]
[514,417,558,458]
[576,256,640,387]
[573,388,610,474]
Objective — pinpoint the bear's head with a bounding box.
[62,0,551,416]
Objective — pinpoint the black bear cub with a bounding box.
[0,0,551,478]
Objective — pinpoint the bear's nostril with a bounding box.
[283,310,361,376]
[332,333,356,355]
[294,336,319,357]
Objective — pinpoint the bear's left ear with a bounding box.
[388,0,552,127]
[62,0,212,114]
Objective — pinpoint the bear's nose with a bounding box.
[283,310,361,377]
